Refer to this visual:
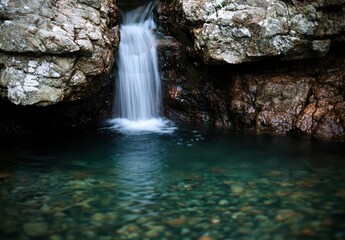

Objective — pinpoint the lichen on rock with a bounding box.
[158,0,344,64]
[0,0,119,106]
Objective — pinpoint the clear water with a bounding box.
[1,129,345,240]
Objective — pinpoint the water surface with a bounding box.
[0,129,344,239]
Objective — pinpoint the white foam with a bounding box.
[108,118,177,134]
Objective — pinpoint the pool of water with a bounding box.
[0,128,345,239]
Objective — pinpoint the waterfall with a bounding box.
[109,2,175,133]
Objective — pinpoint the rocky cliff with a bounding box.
[158,0,344,64]
[0,0,119,135]
[0,0,119,106]
[158,0,345,140]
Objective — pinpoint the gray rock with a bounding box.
[91,213,106,222]
[158,0,344,64]
[23,222,48,237]
[218,199,229,206]
[0,0,119,106]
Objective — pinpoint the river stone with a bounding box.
[91,213,106,222]
[231,185,244,195]
[218,199,229,206]
[146,226,165,238]
[23,222,48,237]
[0,218,17,234]
[49,235,63,240]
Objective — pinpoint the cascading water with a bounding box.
[109,2,175,133]
[117,3,160,120]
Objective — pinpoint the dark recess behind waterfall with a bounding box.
[119,0,151,10]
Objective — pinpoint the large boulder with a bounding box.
[158,0,345,64]
[159,34,345,140]
[157,0,345,140]
[0,0,119,106]
[227,51,345,140]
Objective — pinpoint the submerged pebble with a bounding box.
[218,199,229,206]
[0,130,345,240]
[23,222,48,237]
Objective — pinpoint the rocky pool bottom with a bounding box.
[0,128,344,240]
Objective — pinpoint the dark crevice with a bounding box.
[0,14,11,23]
[0,82,114,137]
[118,0,151,11]
[0,64,5,75]
[319,5,345,13]
[0,49,91,58]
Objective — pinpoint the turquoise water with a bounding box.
[0,128,345,239]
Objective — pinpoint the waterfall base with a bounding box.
[107,118,176,133]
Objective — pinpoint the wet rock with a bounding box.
[117,224,139,236]
[166,216,187,226]
[49,235,63,240]
[237,227,252,235]
[23,222,48,237]
[158,1,345,140]
[67,180,94,190]
[91,213,106,222]
[218,199,229,206]
[275,210,300,222]
[0,172,13,179]
[198,237,213,240]
[336,191,345,199]
[231,185,244,195]
[181,228,191,234]
[227,54,345,139]
[255,76,312,134]
[295,69,345,140]
[159,36,231,127]
[0,218,18,234]
[265,170,283,177]
[146,226,165,238]
[255,215,269,221]
[146,229,159,238]
[299,228,316,237]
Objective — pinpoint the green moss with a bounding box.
[303,5,316,15]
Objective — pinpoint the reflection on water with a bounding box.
[0,130,345,239]
[112,134,167,204]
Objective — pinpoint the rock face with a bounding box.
[0,0,119,106]
[159,37,231,128]
[158,0,344,64]
[229,55,345,139]
[157,0,345,140]
[160,36,345,140]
